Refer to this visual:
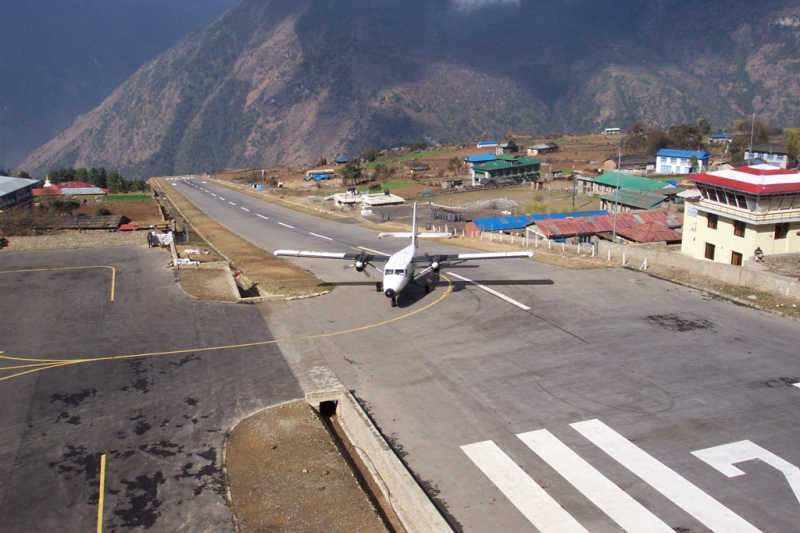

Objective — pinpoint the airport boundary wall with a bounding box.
[456,230,800,300]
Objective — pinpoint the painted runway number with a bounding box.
[463,419,797,532]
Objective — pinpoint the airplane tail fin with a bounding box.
[412,202,418,247]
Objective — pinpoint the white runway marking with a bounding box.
[229,201,236,205]
[518,429,673,533]
[240,207,250,212]
[219,197,225,201]
[693,440,800,504]
[572,419,762,533]
[446,272,530,310]
[278,222,294,229]
[256,214,269,220]
[794,382,800,389]
[462,440,589,533]
[211,193,217,196]
[309,232,332,241]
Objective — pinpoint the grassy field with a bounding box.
[105,194,152,202]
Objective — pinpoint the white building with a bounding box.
[681,165,800,264]
[656,149,711,174]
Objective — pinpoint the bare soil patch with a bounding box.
[225,401,388,533]
[72,197,163,227]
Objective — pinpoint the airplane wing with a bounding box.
[274,249,390,263]
[411,251,533,263]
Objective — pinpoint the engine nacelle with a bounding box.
[355,260,366,272]
[431,255,443,273]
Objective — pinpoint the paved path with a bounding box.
[0,245,302,532]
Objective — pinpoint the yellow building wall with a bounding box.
[681,206,800,264]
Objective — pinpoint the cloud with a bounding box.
[451,0,521,11]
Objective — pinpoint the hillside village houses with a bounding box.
[469,155,542,187]
[744,144,790,169]
[680,164,800,264]
[655,149,711,174]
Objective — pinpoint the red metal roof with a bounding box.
[690,166,800,194]
[533,211,682,239]
[615,222,682,243]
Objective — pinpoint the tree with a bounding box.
[363,147,377,162]
[447,157,461,175]
[506,139,518,153]
[645,129,670,155]
[623,122,647,153]
[107,170,124,193]
[667,123,704,150]
[733,118,769,144]
[341,160,362,186]
[75,167,89,184]
[786,129,800,169]
[696,117,712,135]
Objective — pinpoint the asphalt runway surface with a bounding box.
[174,177,800,532]
[0,245,302,532]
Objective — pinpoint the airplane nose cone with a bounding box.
[384,288,395,298]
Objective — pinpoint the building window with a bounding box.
[660,165,671,173]
[733,220,745,237]
[705,243,716,260]
[775,222,788,239]
[707,213,718,229]
[731,251,743,266]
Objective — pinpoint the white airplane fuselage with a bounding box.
[382,242,417,300]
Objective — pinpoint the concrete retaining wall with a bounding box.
[466,231,800,300]
[307,390,453,533]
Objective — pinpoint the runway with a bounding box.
[175,177,800,532]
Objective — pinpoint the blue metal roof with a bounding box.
[477,140,498,145]
[464,154,497,163]
[656,149,710,159]
[470,210,610,231]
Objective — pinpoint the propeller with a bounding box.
[344,253,375,277]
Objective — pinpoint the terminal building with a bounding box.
[680,165,800,265]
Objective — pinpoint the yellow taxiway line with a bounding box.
[0,265,116,301]
[0,275,453,383]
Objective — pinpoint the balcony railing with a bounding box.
[699,200,800,223]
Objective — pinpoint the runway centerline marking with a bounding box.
[278,222,294,229]
[228,201,236,206]
[256,214,269,220]
[309,232,332,241]
[0,275,453,383]
[446,271,530,310]
[240,207,250,212]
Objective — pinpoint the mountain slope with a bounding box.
[20,0,800,177]
[0,0,239,168]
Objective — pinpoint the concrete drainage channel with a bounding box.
[309,390,453,533]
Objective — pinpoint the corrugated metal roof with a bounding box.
[600,189,668,210]
[60,187,106,195]
[592,172,668,191]
[0,176,38,196]
[470,210,611,231]
[656,149,711,159]
[532,211,682,238]
[615,222,682,243]
[463,154,497,163]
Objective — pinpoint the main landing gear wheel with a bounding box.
[424,282,430,294]
[376,281,383,292]
[391,297,397,307]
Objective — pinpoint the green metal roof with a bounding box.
[600,189,668,210]
[474,156,541,172]
[593,172,666,191]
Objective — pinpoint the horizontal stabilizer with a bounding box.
[378,232,452,239]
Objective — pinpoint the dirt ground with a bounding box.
[226,401,389,533]
[72,197,164,227]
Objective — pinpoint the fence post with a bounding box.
[622,253,627,266]
[641,258,648,271]
[561,241,565,252]
[592,245,596,257]
[607,248,611,261]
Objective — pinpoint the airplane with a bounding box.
[274,203,533,307]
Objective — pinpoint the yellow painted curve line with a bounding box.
[0,275,453,383]
[0,265,116,301]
